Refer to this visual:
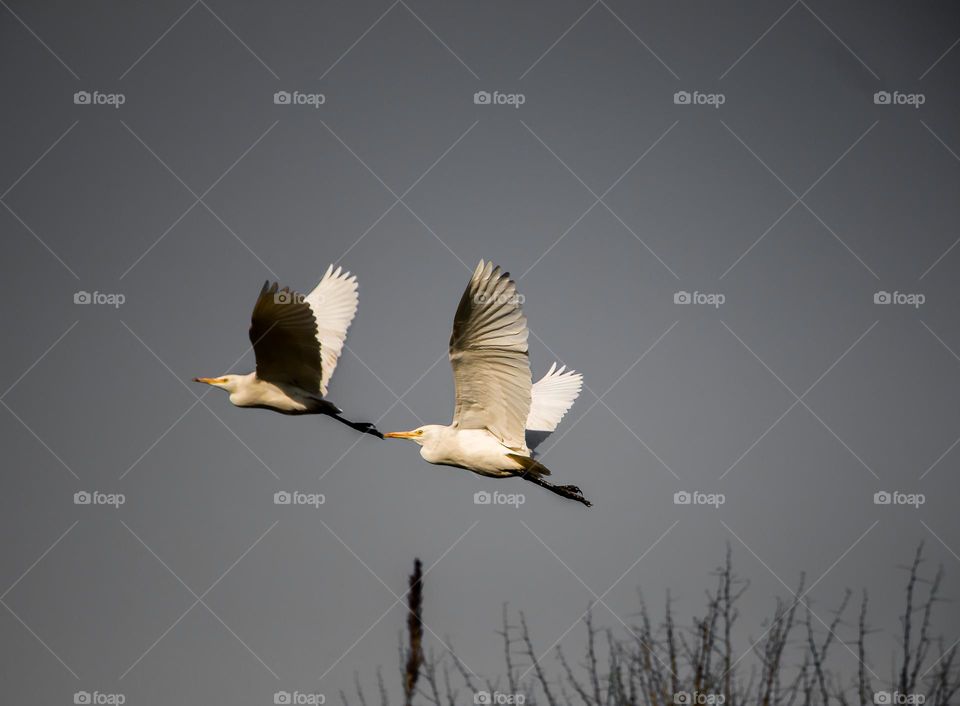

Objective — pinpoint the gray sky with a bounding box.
[2,1,960,703]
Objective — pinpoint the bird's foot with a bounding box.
[357,422,384,439]
[555,484,591,507]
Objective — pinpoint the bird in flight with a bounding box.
[194,265,381,438]
[384,261,589,506]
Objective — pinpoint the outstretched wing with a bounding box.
[305,265,359,396]
[527,363,582,431]
[249,281,322,393]
[449,261,531,450]
[526,363,583,452]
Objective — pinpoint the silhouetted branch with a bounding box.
[353,547,958,706]
[403,559,424,706]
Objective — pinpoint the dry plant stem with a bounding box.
[375,548,957,706]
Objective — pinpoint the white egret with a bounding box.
[385,261,589,506]
[194,265,381,437]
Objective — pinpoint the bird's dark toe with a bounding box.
[361,423,384,439]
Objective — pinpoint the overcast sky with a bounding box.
[2,1,960,703]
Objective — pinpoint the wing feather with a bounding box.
[527,363,583,432]
[249,281,322,393]
[305,265,359,395]
[449,261,531,449]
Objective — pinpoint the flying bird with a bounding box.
[194,265,381,438]
[384,261,589,506]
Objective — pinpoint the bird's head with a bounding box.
[193,374,242,393]
[383,425,444,447]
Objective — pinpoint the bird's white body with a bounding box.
[416,426,525,477]
[225,373,313,413]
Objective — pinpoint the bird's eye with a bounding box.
[417,430,424,435]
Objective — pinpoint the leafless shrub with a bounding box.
[345,546,957,706]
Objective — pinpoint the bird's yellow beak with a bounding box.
[384,430,418,439]
[194,377,225,385]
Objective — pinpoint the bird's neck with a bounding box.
[227,372,262,406]
[419,425,455,463]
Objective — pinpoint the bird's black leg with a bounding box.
[505,452,592,507]
[520,474,592,507]
[329,413,384,439]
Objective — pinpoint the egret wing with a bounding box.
[526,363,583,452]
[527,363,583,432]
[249,281,322,393]
[449,261,531,449]
[305,265,359,395]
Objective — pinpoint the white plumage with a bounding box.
[449,259,531,451]
[385,261,590,506]
[308,265,359,396]
[528,363,583,433]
